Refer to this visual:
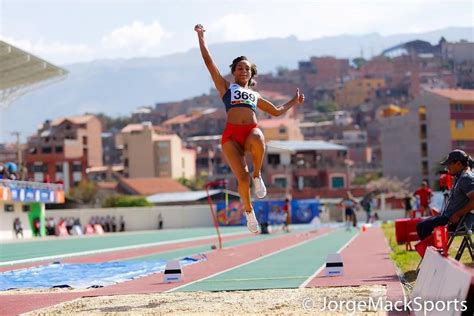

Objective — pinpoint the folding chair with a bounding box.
[446,212,474,261]
[415,212,473,273]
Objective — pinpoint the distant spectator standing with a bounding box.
[439,169,454,210]
[158,213,163,230]
[100,216,107,231]
[404,194,413,218]
[111,216,117,232]
[105,215,111,232]
[119,216,125,232]
[414,181,433,216]
[282,198,291,232]
[13,217,23,239]
[361,193,373,223]
[44,174,51,183]
[340,192,358,230]
[32,217,40,236]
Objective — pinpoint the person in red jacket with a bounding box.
[414,181,433,216]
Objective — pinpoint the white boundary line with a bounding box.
[299,230,360,288]
[383,235,409,300]
[0,231,247,267]
[165,230,333,293]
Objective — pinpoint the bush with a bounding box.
[102,195,152,208]
[178,175,207,190]
[313,100,338,113]
[68,181,98,204]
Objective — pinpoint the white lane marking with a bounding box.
[166,230,333,293]
[299,231,359,288]
[0,231,248,267]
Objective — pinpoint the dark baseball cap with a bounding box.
[440,149,468,166]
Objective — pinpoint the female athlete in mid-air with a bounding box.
[195,24,305,233]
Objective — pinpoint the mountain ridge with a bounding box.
[2,26,472,141]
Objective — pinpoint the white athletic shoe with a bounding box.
[253,176,267,199]
[245,209,259,234]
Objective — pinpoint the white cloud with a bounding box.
[209,14,259,42]
[101,20,170,53]
[0,35,93,64]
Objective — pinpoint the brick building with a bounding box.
[25,115,103,190]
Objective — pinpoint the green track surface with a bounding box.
[176,229,358,291]
[0,227,247,263]
[120,231,290,262]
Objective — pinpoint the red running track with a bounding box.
[0,228,331,315]
[305,227,405,302]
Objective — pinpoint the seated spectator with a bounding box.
[74,217,81,228]
[46,217,56,236]
[416,150,474,241]
[66,217,74,234]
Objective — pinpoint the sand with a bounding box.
[23,285,387,315]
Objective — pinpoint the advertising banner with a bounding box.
[216,199,320,226]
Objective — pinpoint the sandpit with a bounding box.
[24,285,387,315]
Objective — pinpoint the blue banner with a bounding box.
[25,189,36,202]
[216,199,320,226]
[40,190,50,203]
[10,188,20,201]
[291,199,320,223]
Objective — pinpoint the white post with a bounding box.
[380,193,386,212]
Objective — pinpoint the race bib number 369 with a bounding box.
[231,86,257,106]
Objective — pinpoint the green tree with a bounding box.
[91,112,139,131]
[366,177,410,195]
[276,66,289,76]
[313,101,338,113]
[352,57,367,69]
[102,195,152,208]
[352,172,382,186]
[178,175,208,190]
[68,180,98,204]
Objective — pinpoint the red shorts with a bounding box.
[221,122,258,148]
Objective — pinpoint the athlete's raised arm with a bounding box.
[195,24,228,97]
[257,88,305,116]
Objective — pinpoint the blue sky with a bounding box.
[0,0,472,65]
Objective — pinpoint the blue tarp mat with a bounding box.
[0,256,205,290]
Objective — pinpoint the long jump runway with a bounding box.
[0,225,404,315]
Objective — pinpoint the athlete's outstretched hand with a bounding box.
[194,24,205,36]
[292,88,305,105]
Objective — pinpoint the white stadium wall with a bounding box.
[0,202,33,239]
[45,205,214,232]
